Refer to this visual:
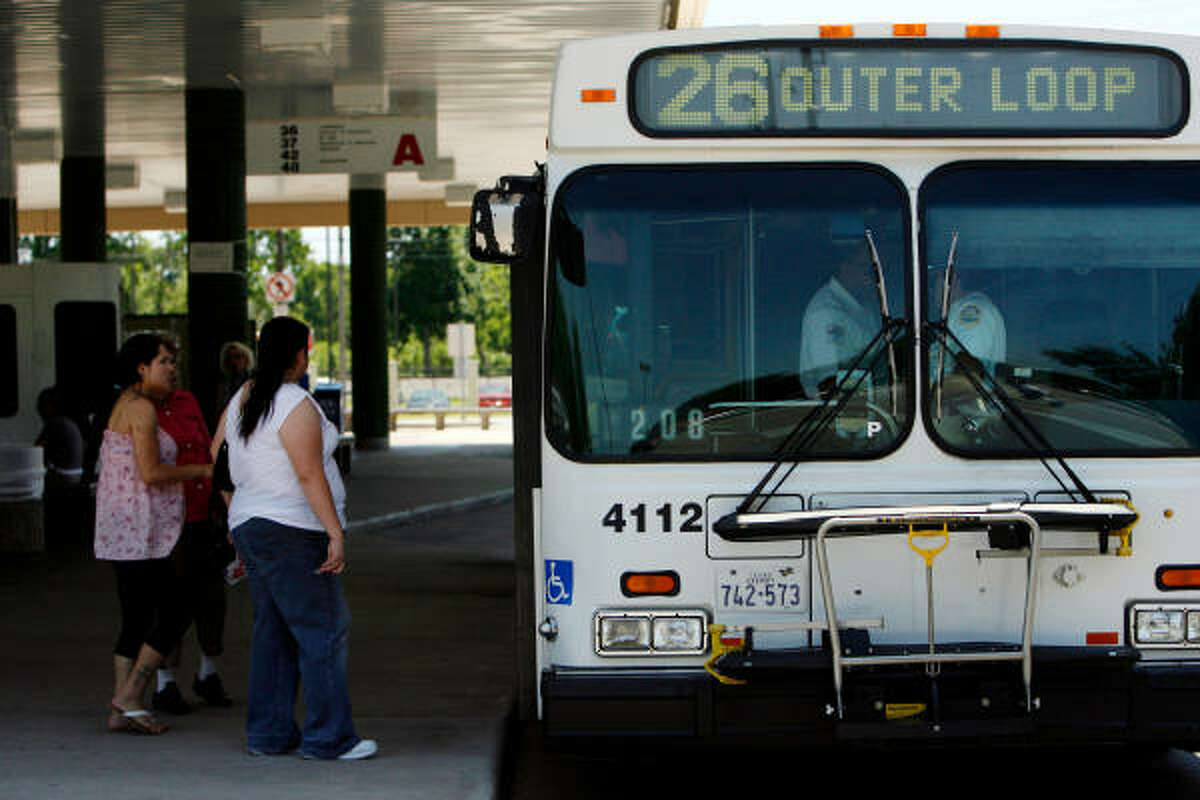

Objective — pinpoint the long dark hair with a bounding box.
[115,333,173,389]
[239,316,309,441]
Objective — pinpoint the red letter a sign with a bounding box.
[392,134,425,166]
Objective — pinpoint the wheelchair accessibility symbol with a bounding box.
[545,560,573,605]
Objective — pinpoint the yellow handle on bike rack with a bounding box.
[907,523,950,568]
[1100,497,1139,557]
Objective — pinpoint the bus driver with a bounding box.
[798,228,880,398]
[946,288,1006,375]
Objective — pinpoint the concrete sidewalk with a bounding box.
[0,431,516,800]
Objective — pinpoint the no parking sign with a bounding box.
[265,271,295,304]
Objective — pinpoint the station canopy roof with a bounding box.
[3,0,706,231]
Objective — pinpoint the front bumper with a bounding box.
[542,647,1200,746]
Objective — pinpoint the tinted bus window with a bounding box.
[547,164,912,461]
[923,162,1200,455]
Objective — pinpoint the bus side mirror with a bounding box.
[469,177,541,264]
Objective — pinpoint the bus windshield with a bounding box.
[547,165,911,461]
[924,163,1200,455]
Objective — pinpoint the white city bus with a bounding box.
[473,23,1200,746]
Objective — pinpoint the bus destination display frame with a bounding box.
[629,39,1189,138]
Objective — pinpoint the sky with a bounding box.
[703,0,1200,34]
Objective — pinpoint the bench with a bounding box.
[389,408,504,431]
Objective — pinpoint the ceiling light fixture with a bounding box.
[257,18,332,56]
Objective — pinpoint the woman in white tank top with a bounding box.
[211,317,376,761]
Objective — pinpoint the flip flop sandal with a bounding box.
[110,703,169,735]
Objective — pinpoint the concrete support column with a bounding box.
[59,157,105,262]
[59,0,105,263]
[349,173,388,450]
[185,87,248,427]
[185,0,247,427]
[0,128,15,264]
[0,1,16,265]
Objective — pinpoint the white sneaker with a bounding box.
[337,739,378,760]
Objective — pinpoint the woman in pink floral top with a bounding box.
[97,334,211,735]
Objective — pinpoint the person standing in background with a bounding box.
[35,386,84,486]
[215,341,254,418]
[153,378,234,714]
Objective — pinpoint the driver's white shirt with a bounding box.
[948,291,1006,372]
[799,277,878,397]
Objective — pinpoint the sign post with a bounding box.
[447,322,478,413]
[265,270,296,317]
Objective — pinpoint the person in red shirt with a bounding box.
[154,383,234,712]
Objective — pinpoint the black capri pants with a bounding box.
[111,557,190,659]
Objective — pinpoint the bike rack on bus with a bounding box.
[814,508,1041,719]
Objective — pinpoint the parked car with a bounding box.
[406,388,450,410]
[478,383,512,408]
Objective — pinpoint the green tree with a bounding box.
[292,256,343,378]
[21,232,188,316]
[110,232,189,316]
[245,229,313,328]
[17,234,59,260]
[460,259,512,374]
[388,226,463,373]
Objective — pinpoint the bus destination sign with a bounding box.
[630,42,1187,136]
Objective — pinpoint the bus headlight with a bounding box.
[598,616,651,652]
[1135,609,1184,644]
[653,615,706,651]
[1188,611,1200,642]
[595,610,709,656]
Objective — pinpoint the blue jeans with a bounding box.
[232,517,360,758]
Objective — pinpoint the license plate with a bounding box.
[717,564,807,612]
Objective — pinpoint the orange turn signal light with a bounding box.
[621,571,680,597]
[966,24,1001,38]
[1157,565,1200,590]
[581,88,617,103]
[820,24,854,38]
[893,23,927,37]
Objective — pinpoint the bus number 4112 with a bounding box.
[602,502,703,533]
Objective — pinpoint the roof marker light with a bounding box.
[966,24,1001,38]
[820,24,854,38]
[892,23,926,37]
[581,88,616,103]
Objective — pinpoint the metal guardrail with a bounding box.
[389,407,510,431]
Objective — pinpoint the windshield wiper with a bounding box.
[925,320,1099,507]
[732,317,908,516]
[865,229,899,417]
[731,228,905,518]
[934,231,959,421]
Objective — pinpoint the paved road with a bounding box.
[504,723,1200,798]
[0,502,515,800]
